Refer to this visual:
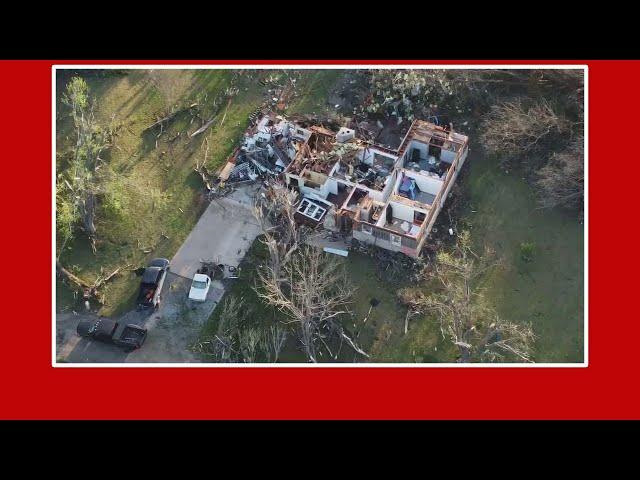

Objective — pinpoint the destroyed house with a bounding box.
[223,112,469,258]
[349,121,469,257]
[284,118,469,257]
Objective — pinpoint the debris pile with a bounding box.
[350,239,424,284]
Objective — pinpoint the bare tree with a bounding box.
[253,182,367,362]
[238,327,262,363]
[536,138,584,212]
[253,180,306,287]
[481,98,570,161]
[398,231,536,363]
[256,245,365,362]
[261,323,288,363]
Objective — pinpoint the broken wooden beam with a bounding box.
[190,118,215,138]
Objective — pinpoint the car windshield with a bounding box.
[192,280,207,289]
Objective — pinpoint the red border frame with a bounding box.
[1,59,634,420]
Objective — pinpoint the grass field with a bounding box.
[463,149,584,362]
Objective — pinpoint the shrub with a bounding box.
[536,138,584,212]
[520,242,536,263]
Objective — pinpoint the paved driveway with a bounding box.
[57,184,263,364]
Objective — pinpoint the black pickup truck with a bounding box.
[76,318,147,351]
[137,258,170,309]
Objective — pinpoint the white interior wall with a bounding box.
[440,148,456,164]
[404,170,443,195]
[325,178,338,196]
[381,170,398,200]
[367,189,383,202]
[358,148,397,167]
[301,185,327,199]
[388,201,415,222]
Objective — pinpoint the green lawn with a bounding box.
[462,148,584,362]
[343,253,457,363]
[285,70,343,115]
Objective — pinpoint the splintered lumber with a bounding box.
[219,97,233,127]
[217,161,235,182]
[190,118,215,138]
[93,265,130,289]
[323,247,349,257]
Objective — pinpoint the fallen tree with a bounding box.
[398,231,536,363]
[349,69,558,125]
[56,261,129,306]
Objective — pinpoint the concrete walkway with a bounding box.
[58,184,263,364]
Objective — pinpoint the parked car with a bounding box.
[76,318,147,351]
[188,273,211,302]
[137,258,170,309]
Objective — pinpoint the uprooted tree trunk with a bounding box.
[144,103,199,132]
[80,192,97,247]
[193,137,219,193]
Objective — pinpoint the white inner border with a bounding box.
[52,64,588,368]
